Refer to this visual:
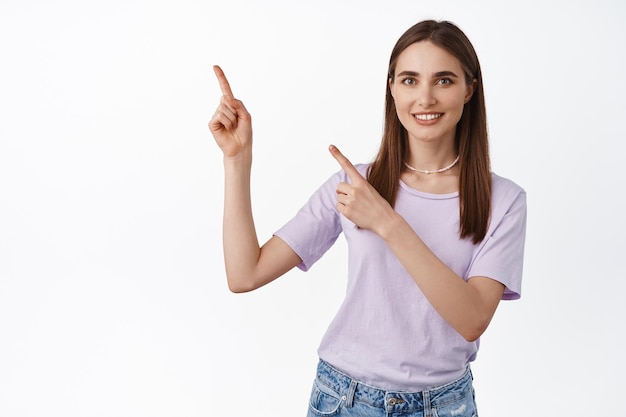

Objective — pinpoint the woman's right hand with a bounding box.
[209,65,252,158]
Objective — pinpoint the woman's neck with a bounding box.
[405,139,457,173]
[402,137,460,194]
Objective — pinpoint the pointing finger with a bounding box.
[213,65,234,98]
[329,145,365,183]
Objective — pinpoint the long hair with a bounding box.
[367,20,491,244]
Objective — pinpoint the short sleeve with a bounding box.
[467,183,527,300]
[273,170,344,271]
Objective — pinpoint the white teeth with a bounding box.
[414,113,442,121]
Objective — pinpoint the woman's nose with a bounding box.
[417,86,436,107]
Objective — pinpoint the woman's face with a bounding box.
[390,41,475,146]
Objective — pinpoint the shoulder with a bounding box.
[354,163,371,178]
[489,172,527,220]
[327,162,371,183]
[491,172,526,202]
[308,162,372,199]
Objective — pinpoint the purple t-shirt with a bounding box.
[274,164,526,391]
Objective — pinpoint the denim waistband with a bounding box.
[315,359,473,411]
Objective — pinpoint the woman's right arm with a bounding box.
[209,65,301,293]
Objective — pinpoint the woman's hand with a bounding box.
[329,145,399,236]
[208,65,253,158]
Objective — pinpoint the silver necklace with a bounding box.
[404,155,460,174]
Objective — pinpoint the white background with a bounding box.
[1,0,625,415]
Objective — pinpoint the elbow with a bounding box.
[459,319,491,343]
[461,330,482,343]
[228,284,250,294]
[226,272,259,293]
[227,279,255,293]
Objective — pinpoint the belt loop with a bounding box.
[423,390,431,417]
[345,379,357,408]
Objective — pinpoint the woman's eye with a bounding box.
[402,78,416,85]
[436,78,452,86]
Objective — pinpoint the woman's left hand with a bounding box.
[329,145,398,236]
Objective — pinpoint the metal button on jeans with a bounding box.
[388,397,405,405]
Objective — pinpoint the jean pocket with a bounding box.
[307,378,345,416]
[432,393,478,417]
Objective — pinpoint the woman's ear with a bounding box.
[389,77,396,99]
[464,79,477,103]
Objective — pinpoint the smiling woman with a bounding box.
[391,42,474,147]
[209,20,526,417]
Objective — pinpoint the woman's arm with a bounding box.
[329,145,504,342]
[209,66,301,293]
[378,215,504,342]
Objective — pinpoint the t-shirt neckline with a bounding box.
[398,180,459,200]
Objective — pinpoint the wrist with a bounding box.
[223,147,253,169]
[376,210,405,241]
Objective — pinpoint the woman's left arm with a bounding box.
[330,145,504,342]
[377,216,504,342]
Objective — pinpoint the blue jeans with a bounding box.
[307,359,478,417]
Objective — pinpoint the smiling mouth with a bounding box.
[414,113,443,121]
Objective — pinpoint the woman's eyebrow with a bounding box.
[434,70,460,78]
[396,70,460,78]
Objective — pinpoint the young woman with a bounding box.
[209,20,526,417]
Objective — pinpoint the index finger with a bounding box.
[213,65,234,98]
[329,145,365,183]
